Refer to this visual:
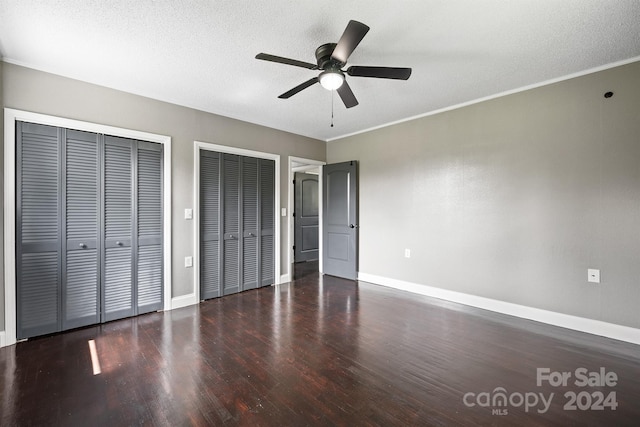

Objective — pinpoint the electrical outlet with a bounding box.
[185,256,193,268]
[404,249,411,258]
[587,269,600,283]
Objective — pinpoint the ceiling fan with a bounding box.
[256,20,411,108]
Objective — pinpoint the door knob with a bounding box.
[79,243,86,248]
[116,241,123,246]
[349,224,358,229]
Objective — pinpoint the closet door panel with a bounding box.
[16,122,61,339]
[137,142,163,314]
[222,154,240,295]
[103,137,134,322]
[260,159,275,286]
[242,157,259,291]
[19,253,59,338]
[200,151,222,299]
[63,129,100,329]
[137,246,162,311]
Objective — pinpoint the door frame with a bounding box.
[287,156,325,281]
[3,108,172,348]
[193,141,281,302]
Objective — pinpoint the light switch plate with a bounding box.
[184,208,193,220]
[185,256,193,268]
[404,249,411,258]
[281,208,287,217]
[587,269,600,283]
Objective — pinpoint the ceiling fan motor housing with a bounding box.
[315,43,345,70]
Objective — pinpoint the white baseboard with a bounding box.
[171,293,198,310]
[0,331,5,348]
[279,273,291,284]
[358,272,640,346]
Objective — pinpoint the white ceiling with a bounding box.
[1,1,639,141]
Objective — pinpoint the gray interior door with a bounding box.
[200,151,222,299]
[322,161,358,280]
[242,157,259,291]
[223,154,241,295]
[294,172,319,262]
[63,129,100,330]
[136,141,164,314]
[17,123,163,339]
[16,122,61,339]
[259,159,275,286]
[103,136,164,320]
[102,136,135,322]
[199,151,275,299]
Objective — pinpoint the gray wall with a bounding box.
[1,62,326,331]
[0,61,4,330]
[328,61,640,329]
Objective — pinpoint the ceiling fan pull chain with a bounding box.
[331,90,335,127]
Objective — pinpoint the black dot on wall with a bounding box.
[604,91,614,98]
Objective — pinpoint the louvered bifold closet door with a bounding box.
[259,159,275,286]
[16,122,61,339]
[103,136,135,322]
[63,129,100,330]
[200,152,274,298]
[200,151,222,299]
[222,154,241,295]
[242,157,259,291]
[137,141,163,314]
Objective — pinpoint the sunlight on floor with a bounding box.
[88,340,101,375]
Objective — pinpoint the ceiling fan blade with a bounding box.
[347,66,412,80]
[336,81,359,108]
[278,77,319,99]
[256,53,318,70]
[331,20,370,64]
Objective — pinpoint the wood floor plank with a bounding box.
[1,269,639,426]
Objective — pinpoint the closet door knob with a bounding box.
[79,243,86,248]
[116,241,123,246]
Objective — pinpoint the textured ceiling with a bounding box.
[1,1,639,141]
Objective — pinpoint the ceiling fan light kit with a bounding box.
[256,20,412,108]
[319,69,344,90]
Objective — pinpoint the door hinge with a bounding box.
[293,245,296,250]
[292,212,295,217]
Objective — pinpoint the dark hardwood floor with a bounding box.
[293,260,319,280]
[1,271,639,426]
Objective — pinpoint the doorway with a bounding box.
[294,171,319,263]
[288,157,324,281]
